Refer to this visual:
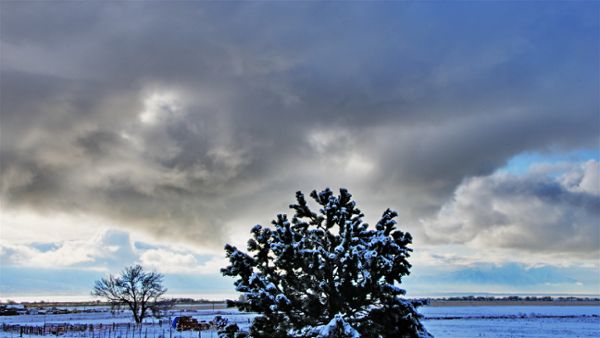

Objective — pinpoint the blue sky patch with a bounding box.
[500,149,599,175]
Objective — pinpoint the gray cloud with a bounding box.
[422,161,600,255]
[1,2,598,250]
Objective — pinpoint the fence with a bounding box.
[0,322,220,338]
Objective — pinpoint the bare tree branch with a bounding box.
[92,265,168,324]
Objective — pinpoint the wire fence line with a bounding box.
[0,322,223,338]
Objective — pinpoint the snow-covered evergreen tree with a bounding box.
[221,188,431,338]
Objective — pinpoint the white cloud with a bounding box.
[306,128,374,176]
[139,91,183,125]
[560,160,600,195]
[0,229,136,271]
[0,220,225,275]
[421,160,600,256]
[139,248,226,274]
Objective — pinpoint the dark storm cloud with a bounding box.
[1,2,598,249]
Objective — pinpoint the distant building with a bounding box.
[6,304,25,311]
[1,303,27,315]
[28,308,46,315]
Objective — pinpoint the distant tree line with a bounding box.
[429,296,600,302]
[163,298,223,304]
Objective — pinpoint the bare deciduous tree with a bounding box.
[92,265,167,324]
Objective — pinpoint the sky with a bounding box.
[0,1,598,301]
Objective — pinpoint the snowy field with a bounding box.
[0,307,254,338]
[1,304,598,337]
[420,305,600,338]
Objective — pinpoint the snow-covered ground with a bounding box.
[0,307,253,338]
[420,305,600,338]
[1,305,598,337]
